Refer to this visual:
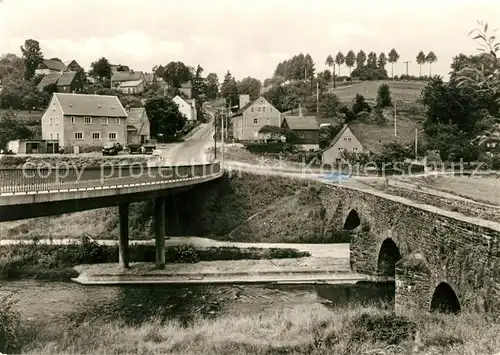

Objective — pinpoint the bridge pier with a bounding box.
[154,197,166,269]
[118,203,130,268]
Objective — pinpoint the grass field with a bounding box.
[331,81,428,103]
[16,305,500,354]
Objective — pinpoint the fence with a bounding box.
[0,162,221,194]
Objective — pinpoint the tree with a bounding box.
[319,124,343,149]
[376,84,392,108]
[20,39,44,80]
[352,94,371,114]
[145,97,186,142]
[416,51,426,77]
[318,92,341,118]
[455,21,499,105]
[378,53,387,70]
[426,51,438,77]
[258,125,287,141]
[335,52,345,76]
[388,48,400,80]
[237,77,262,100]
[89,57,111,81]
[0,111,34,149]
[356,50,366,68]
[345,50,356,75]
[322,69,332,83]
[367,51,378,68]
[0,76,33,109]
[152,65,166,82]
[325,54,334,86]
[0,54,25,81]
[163,61,192,89]
[191,64,206,122]
[220,71,239,107]
[206,73,219,100]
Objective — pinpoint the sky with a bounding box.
[1,0,499,82]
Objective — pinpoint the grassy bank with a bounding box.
[3,302,498,354]
[0,238,309,281]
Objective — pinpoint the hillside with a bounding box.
[331,80,427,103]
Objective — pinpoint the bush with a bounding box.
[245,142,295,154]
[349,313,417,345]
[165,244,199,263]
[376,84,392,108]
[352,94,371,115]
[0,295,22,353]
[356,110,370,121]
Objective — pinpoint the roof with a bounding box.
[126,108,149,135]
[41,59,66,72]
[119,79,144,87]
[53,93,128,117]
[325,124,351,150]
[181,81,192,88]
[282,116,319,130]
[37,73,60,90]
[57,71,77,86]
[111,71,143,82]
[233,100,256,117]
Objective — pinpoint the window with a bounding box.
[251,107,254,112]
[266,118,270,124]
[100,117,108,125]
[56,133,59,139]
[55,117,59,125]
[71,116,76,124]
[49,117,53,125]
[270,107,272,112]
[253,118,258,125]
[50,133,53,139]
[84,117,92,124]
[258,107,261,112]
[74,132,83,140]
[116,118,121,125]
[92,132,101,140]
[109,132,117,140]
[353,147,358,152]
[262,107,266,112]
[52,102,56,110]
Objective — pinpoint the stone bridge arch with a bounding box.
[377,238,402,277]
[343,209,361,231]
[430,282,461,314]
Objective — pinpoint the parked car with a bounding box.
[102,142,122,156]
[127,143,142,154]
[141,143,156,154]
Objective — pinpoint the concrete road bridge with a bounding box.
[0,162,222,269]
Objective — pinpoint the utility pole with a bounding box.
[403,61,411,79]
[414,127,418,159]
[316,81,319,114]
[333,63,336,89]
[394,100,397,137]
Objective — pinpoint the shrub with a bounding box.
[349,313,417,345]
[165,244,199,263]
[352,94,371,115]
[376,84,392,108]
[0,295,22,353]
[356,110,370,121]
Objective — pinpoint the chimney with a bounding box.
[239,94,250,109]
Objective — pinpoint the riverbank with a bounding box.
[0,238,310,281]
[13,302,500,355]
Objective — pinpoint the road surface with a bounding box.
[154,106,215,165]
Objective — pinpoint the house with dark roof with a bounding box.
[111,71,146,92]
[125,107,150,144]
[232,95,281,141]
[35,59,67,75]
[63,60,82,72]
[281,111,320,150]
[116,79,145,95]
[37,72,81,93]
[322,124,366,164]
[41,93,128,149]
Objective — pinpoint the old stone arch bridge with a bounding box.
[331,183,500,315]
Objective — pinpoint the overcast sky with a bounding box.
[1,0,499,81]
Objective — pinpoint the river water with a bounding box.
[0,280,394,327]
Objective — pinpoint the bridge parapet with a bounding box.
[0,162,221,195]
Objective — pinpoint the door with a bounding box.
[140,135,146,144]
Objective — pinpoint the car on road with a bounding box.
[102,142,122,156]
